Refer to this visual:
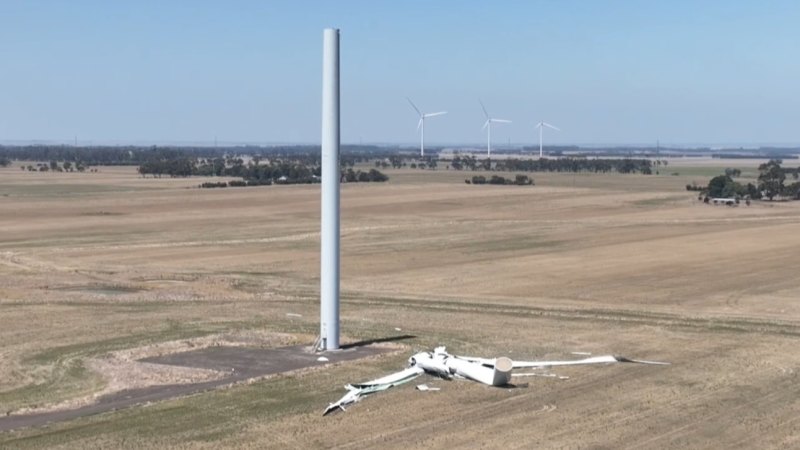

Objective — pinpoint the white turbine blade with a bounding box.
[512,355,669,369]
[491,118,512,124]
[324,366,424,415]
[456,354,668,369]
[406,97,422,116]
[423,111,447,118]
[615,357,671,365]
[512,372,570,380]
[350,366,425,388]
[535,121,543,129]
[417,118,423,131]
[479,100,489,119]
[482,119,490,130]
[453,355,495,367]
[542,122,560,131]
[513,355,619,368]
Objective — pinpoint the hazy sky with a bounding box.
[1,1,798,146]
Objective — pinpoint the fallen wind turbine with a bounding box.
[324,346,668,415]
[535,120,560,157]
[407,98,447,157]
[480,100,511,157]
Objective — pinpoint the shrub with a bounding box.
[514,174,533,185]
[199,182,228,188]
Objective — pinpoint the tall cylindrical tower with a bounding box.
[320,28,340,351]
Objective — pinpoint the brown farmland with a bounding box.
[1,162,799,449]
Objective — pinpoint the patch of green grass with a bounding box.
[665,167,727,177]
[631,195,688,207]
[0,359,105,415]
[59,285,144,296]
[78,211,126,216]
[0,320,265,413]
[0,363,360,448]
[669,166,757,179]
[0,184,144,198]
[0,230,167,250]
[28,322,211,365]
[472,235,563,253]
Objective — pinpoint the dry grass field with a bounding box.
[1,159,800,449]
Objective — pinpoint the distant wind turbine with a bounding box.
[407,98,446,157]
[535,121,560,157]
[480,100,511,157]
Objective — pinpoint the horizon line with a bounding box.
[3,139,800,150]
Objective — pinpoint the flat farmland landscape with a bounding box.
[1,161,800,449]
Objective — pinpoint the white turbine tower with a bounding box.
[320,28,340,351]
[407,98,446,157]
[480,100,511,157]
[535,121,560,157]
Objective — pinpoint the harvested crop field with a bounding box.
[1,162,800,449]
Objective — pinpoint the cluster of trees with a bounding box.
[198,168,389,189]
[377,155,439,170]
[0,157,10,167]
[138,156,321,183]
[343,168,389,182]
[18,161,91,172]
[704,175,761,200]
[449,155,481,171]
[0,145,227,166]
[199,180,274,189]
[200,182,230,188]
[466,174,534,185]
[230,161,318,183]
[694,160,800,201]
[786,182,800,200]
[685,182,705,192]
[445,156,654,174]
[136,154,391,187]
[141,153,391,183]
[757,159,800,200]
[138,158,196,177]
[724,168,742,178]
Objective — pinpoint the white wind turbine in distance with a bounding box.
[407,98,447,157]
[480,100,511,157]
[535,121,560,157]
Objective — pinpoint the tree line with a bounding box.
[466,174,534,185]
[692,160,800,201]
[18,161,91,172]
[441,156,655,174]
[0,145,224,166]
[136,155,389,187]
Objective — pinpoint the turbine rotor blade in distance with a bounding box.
[482,119,491,130]
[423,111,447,118]
[491,119,512,123]
[417,118,423,131]
[542,122,561,131]
[406,97,422,116]
[479,100,489,119]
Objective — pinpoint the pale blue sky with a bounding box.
[1,1,798,146]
